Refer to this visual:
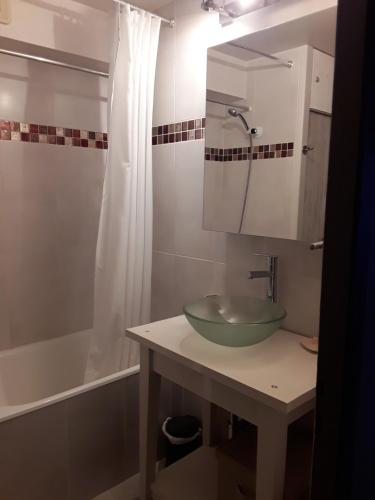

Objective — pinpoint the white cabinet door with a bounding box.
[300,111,331,243]
[310,49,334,114]
[0,0,10,24]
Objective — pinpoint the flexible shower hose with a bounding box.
[238,132,253,233]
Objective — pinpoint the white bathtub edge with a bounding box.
[0,364,140,424]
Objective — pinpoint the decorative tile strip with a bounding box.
[152,118,206,145]
[0,119,108,149]
[1,117,294,159]
[205,142,294,161]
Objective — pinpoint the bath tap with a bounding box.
[248,254,278,303]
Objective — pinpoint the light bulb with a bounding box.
[239,0,256,7]
[238,0,265,10]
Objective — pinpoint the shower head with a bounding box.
[228,108,240,117]
[227,107,250,132]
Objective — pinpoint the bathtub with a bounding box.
[0,330,141,500]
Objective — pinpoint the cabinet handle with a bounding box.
[303,145,315,155]
[310,240,324,250]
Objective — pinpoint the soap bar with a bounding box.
[301,337,319,354]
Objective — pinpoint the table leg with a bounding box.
[139,346,161,500]
[202,400,214,446]
[256,411,288,500]
[202,401,230,446]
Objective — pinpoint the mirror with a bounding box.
[203,9,336,242]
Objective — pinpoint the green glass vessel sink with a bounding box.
[183,296,287,347]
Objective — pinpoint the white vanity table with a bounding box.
[126,315,317,500]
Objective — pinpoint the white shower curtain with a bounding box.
[85,5,161,382]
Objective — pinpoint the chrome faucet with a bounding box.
[248,254,278,303]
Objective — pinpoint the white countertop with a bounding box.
[127,315,317,412]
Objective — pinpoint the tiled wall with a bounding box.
[0,119,108,148]
[0,4,323,354]
[150,0,324,420]
[0,52,107,350]
[151,0,323,340]
[205,143,294,161]
[152,118,205,144]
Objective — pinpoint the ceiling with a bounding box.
[72,0,172,13]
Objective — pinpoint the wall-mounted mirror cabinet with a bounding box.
[203,8,336,242]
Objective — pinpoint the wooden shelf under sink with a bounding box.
[151,425,312,500]
[151,446,218,500]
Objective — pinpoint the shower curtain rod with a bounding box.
[227,42,293,68]
[0,48,110,77]
[113,0,175,27]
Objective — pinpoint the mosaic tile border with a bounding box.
[152,118,206,145]
[1,118,295,160]
[0,120,108,149]
[205,143,294,161]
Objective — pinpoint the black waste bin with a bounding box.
[162,415,202,466]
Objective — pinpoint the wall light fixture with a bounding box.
[201,0,280,20]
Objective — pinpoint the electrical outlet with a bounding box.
[0,0,10,24]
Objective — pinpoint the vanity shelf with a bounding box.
[152,425,312,500]
[152,447,217,500]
